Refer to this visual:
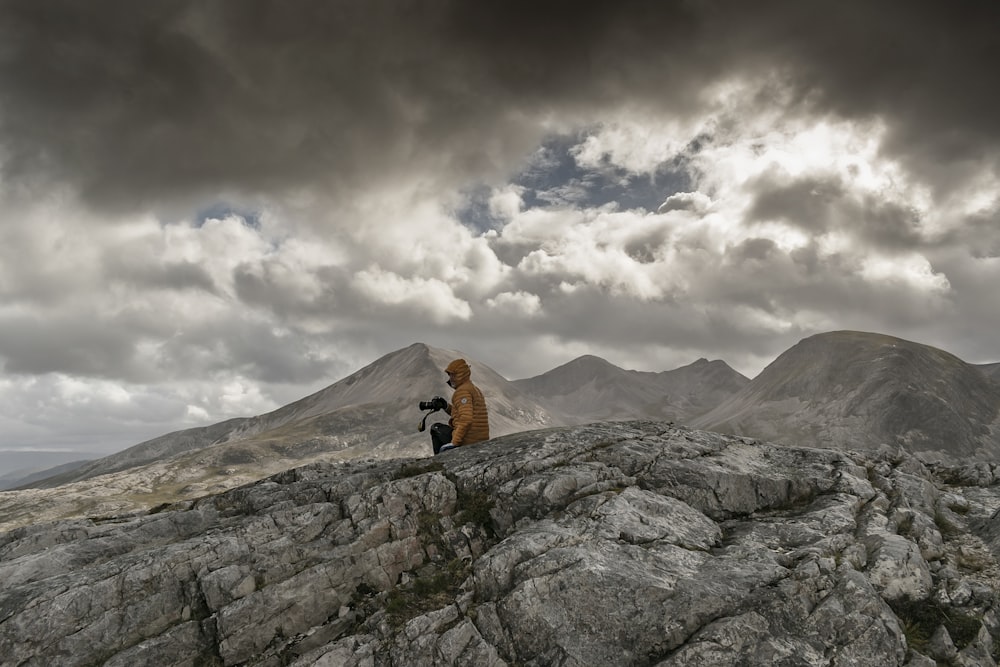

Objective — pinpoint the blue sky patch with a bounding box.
[456,133,693,233]
[194,202,263,229]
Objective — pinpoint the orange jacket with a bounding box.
[444,358,490,446]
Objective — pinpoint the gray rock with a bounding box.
[928,624,958,661]
[2,420,1000,666]
[904,652,937,667]
[865,533,934,600]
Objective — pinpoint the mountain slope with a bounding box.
[512,355,748,423]
[24,343,565,492]
[691,330,1000,460]
[978,362,1000,383]
[0,449,100,490]
[24,418,252,489]
[637,357,751,421]
[0,459,91,491]
[512,355,662,422]
[3,346,745,530]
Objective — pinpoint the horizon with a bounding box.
[2,2,1000,461]
[2,328,997,477]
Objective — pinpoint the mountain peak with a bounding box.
[17,341,561,497]
[693,330,1000,459]
[513,354,630,397]
[513,352,749,424]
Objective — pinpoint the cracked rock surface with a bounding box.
[2,421,1000,666]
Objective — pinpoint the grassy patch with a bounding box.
[126,484,189,504]
[393,460,445,480]
[889,597,981,652]
[146,502,175,515]
[417,510,441,536]
[950,503,971,516]
[894,513,915,537]
[455,490,495,537]
[955,546,993,573]
[385,558,469,626]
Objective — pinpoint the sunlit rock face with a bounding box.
[2,420,1000,666]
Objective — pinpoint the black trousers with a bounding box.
[431,423,454,455]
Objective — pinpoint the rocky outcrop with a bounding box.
[2,420,1000,666]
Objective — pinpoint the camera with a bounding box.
[417,396,447,432]
[419,396,448,411]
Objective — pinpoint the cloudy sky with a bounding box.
[1,0,999,458]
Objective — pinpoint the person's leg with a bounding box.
[431,423,453,455]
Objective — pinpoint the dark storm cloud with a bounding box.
[946,207,1000,259]
[747,173,925,250]
[0,293,336,385]
[714,236,951,329]
[747,176,846,231]
[0,313,141,377]
[1,0,641,210]
[484,280,803,373]
[151,315,341,385]
[232,262,338,318]
[8,1,996,213]
[739,2,1000,189]
[103,257,218,293]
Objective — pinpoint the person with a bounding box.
[430,358,490,455]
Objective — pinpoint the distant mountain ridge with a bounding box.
[512,355,748,423]
[691,330,1000,461]
[23,343,566,490]
[3,344,748,528]
[6,330,999,530]
[0,454,93,491]
[21,344,747,493]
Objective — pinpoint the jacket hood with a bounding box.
[445,358,471,386]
